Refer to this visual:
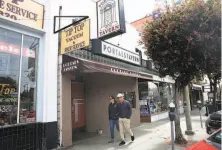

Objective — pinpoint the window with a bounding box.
[104,4,113,26]
[148,82,160,114]
[159,83,173,112]
[0,28,38,126]
[121,92,136,108]
[138,81,174,115]
[139,82,149,116]
[0,28,21,125]
[207,130,221,148]
[19,35,38,123]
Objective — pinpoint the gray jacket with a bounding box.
[118,100,132,119]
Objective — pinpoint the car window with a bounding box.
[208,130,221,144]
[214,131,221,143]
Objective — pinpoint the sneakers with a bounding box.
[119,141,125,146]
[131,135,135,141]
[108,139,114,143]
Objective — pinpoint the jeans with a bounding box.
[109,119,119,139]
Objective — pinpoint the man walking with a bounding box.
[108,96,119,143]
[117,93,135,146]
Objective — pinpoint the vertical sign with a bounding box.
[97,0,126,40]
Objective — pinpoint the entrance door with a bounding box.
[71,82,85,129]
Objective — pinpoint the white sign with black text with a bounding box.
[101,42,140,65]
[97,0,126,39]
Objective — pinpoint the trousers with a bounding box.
[109,119,119,139]
[119,118,133,141]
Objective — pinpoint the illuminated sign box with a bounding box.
[96,0,126,40]
[91,39,140,65]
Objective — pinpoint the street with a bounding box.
[62,109,208,150]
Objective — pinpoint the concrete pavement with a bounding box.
[61,109,208,150]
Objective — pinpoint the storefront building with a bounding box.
[58,36,156,146]
[0,0,58,149]
[55,0,180,148]
[58,40,179,147]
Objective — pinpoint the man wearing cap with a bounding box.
[117,93,135,146]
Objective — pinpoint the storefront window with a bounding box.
[19,35,38,123]
[148,82,160,114]
[0,28,21,126]
[139,81,174,116]
[0,28,38,126]
[139,82,149,115]
[121,92,136,108]
[159,83,173,112]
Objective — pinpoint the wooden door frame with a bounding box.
[71,81,86,130]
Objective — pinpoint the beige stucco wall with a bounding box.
[84,73,140,135]
[60,72,140,146]
[61,74,72,147]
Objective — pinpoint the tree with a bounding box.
[141,0,220,144]
[197,0,221,111]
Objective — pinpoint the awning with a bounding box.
[62,56,153,80]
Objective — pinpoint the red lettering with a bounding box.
[100,24,121,37]
[0,42,35,58]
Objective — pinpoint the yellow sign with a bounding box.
[0,0,44,29]
[60,19,90,54]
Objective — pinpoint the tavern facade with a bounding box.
[56,0,182,148]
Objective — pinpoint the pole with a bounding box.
[58,5,62,146]
[170,0,175,8]
[184,86,194,135]
[170,121,175,150]
[199,109,203,128]
[17,34,24,123]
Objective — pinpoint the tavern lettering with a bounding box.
[99,25,120,37]
[103,43,139,63]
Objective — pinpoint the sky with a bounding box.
[123,0,155,22]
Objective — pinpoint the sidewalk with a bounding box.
[62,109,208,150]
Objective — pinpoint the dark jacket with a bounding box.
[119,100,132,119]
[108,101,119,120]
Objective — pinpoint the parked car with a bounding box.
[205,110,221,134]
[185,128,221,150]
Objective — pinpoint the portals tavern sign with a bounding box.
[0,0,44,29]
[91,39,140,65]
[96,0,126,40]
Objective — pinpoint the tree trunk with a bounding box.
[183,86,194,135]
[212,80,217,112]
[219,83,221,101]
[174,83,187,144]
[210,81,213,92]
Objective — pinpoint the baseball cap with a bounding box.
[117,93,123,98]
